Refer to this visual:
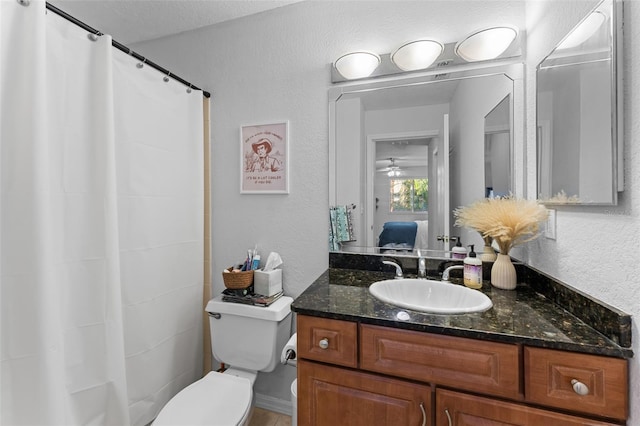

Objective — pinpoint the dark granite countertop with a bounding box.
[291,268,633,359]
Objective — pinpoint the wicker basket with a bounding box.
[222,267,254,289]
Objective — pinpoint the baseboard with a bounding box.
[254,392,293,416]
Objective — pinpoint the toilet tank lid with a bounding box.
[206,295,293,321]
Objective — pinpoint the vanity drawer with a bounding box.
[297,315,358,368]
[360,324,521,400]
[524,347,628,421]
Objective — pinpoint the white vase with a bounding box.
[491,253,517,290]
[479,245,497,262]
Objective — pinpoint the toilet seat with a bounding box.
[153,371,253,426]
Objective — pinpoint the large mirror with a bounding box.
[329,64,524,255]
[536,0,623,205]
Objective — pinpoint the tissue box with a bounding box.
[254,269,283,296]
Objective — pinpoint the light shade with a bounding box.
[391,40,444,71]
[334,51,381,80]
[455,26,518,62]
[557,11,606,50]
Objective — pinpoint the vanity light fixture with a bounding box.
[557,11,605,50]
[334,51,381,80]
[391,39,444,71]
[455,26,518,62]
[331,26,521,83]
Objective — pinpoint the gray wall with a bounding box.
[134,1,639,422]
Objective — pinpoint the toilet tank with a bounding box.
[206,295,293,372]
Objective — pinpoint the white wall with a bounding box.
[134,1,640,421]
[449,74,514,248]
[525,1,640,423]
[335,97,364,242]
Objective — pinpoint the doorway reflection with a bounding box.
[373,139,430,251]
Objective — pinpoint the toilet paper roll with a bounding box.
[280,333,297,366]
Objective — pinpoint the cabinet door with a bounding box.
[299,359,432,426]
[435,389,618,426]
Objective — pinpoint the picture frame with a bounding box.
[240,121,289,194]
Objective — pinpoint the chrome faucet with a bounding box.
[382,260,403,279]
[417,250,427,279]
[442,265,464,282]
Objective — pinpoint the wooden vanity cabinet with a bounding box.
[296,315,628,426]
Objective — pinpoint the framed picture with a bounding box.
[240,121,289,194]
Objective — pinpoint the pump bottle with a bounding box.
[451,238,467,260]
[463,245,483,289]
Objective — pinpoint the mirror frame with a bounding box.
[328,62,525,255]
[535,0,624,206]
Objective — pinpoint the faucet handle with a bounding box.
[382,260,404,279]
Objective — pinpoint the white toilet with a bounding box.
[153,295,294,426]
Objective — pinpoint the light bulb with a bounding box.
[334,52,381,80]
[455,27,518,62]
[391,40,443,71]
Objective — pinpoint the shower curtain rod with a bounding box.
[45,2,211,98]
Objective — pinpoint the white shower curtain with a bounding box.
[112,38,204,426]
[1,1,204,425]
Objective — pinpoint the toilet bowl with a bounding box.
[153,371,253,426]
[152,295,293,426]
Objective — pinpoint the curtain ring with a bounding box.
[186,84,193,94]
[87,33,99,42]
[163,72,171,83]
[136,58,146,69]
[17,0,30,6]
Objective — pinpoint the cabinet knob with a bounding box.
[571,379,590,396]
[318,338,329,350]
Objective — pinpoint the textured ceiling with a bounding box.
[48,0,304,44]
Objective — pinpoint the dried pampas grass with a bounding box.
[454,198,549,255]
[541,190,581,204]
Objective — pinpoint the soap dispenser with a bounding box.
[451,238,467,260]
[463,245,483,289]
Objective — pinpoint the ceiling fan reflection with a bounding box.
[377,157,403,177]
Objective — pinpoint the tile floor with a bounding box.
[248,407,292,426]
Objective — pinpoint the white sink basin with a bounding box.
[369,279,493,314]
